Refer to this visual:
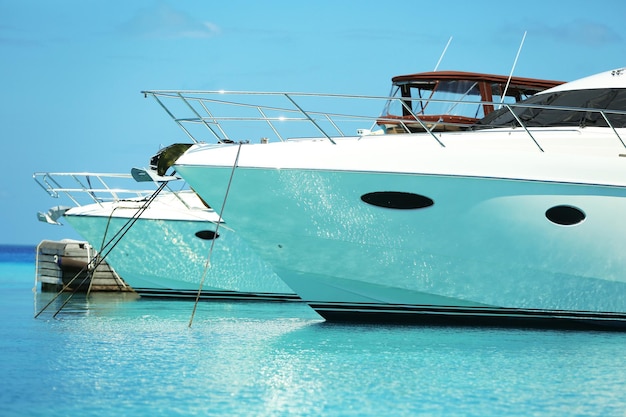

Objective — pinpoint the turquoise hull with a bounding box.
[64,214,297,300]
[176,164,626,326]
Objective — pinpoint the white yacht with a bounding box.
[148,69,626,329]
[34,169,298,301]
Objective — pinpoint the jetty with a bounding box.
[36,240,133,293]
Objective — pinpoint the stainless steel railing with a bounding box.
[33,172,182,208]
[141,89,626,152]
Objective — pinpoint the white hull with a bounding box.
[174,130,626,328]
[62,191,297,301]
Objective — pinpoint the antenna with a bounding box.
[433,36,453,71]
[501,31,527,103]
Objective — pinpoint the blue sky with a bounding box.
[2,0,625,245]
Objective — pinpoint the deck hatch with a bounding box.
[361,191,434,209]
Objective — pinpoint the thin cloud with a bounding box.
[120,3,220,40]
[531,19,621,46]
[0,23,44,47]
[0,36,43,47]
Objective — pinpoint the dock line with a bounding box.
[34,182,168,318]
[189,142,243,328]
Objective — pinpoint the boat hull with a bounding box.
[176,153,626,328]
[63,212,298,301]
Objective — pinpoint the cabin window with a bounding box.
[361,191,434,209]
[195,230,220,240]
[545,205,586,226]
[403,80,485,119]
[476,88,626,129]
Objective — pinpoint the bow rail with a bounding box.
[33,172,187,208]
[141,89,626,152]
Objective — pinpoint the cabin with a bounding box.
[378,71,564,133]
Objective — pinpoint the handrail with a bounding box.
[284,94,336,144]
[142,90,472,146]
[33,172,183,208]
[500,103,543,152]
[476,102,626,151]
[141,89,626,151]
[601,111,626,148]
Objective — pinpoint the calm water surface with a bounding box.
[2,245,626,416]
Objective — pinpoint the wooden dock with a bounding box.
[36,240,134,293]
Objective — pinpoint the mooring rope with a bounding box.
[88,205,128,297]
[189,143,243,328]
[35,181,169,318]
[34,261,94,319]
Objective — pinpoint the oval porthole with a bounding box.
[361,191,434,210]
[195,230,220,240]
[545,205,585,226]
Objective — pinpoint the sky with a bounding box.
[2,0,625,246]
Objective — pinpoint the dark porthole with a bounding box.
[195,230,220,240]
[545,205,586,226]
[361,191,434,210]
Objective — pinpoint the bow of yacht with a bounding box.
[153,67,626,329]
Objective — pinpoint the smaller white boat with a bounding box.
[34,165,298,301]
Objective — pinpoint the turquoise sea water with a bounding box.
[2,245,626,416]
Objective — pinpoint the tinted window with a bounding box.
[195,230,220,240]
[474,89,626,128]
[361,192,434,209]
[545,205,586,226]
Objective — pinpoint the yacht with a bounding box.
[156,67,626,329]
[34,168,298,301]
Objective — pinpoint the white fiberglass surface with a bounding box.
[64,191,221,222]
[176,129,626,187]
[176,164,626,312]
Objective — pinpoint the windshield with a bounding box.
[383,79,540,120]
[395,80,483,118]
[474,88,626,129]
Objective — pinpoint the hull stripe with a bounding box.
[309,302,626,330]
[134,288,301,302]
